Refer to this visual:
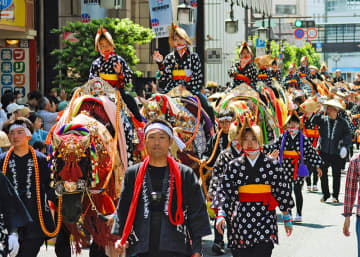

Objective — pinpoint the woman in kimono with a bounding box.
[300,98,321,192]
[228,42,258,89]
[212,118,294,257]
[265,112,323,222]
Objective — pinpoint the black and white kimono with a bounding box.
[0,150,55,240]
[112,162,211,256]
[208,145,242,199]
[157,49,203,95]
[212,153,294,249]
[270,70,282,83]
[283,73,302,90]
[228,62,258,89]
[302,115,318,147]
[0,173,31,257]
[264,132,324,185]
[89,54,133,87]
[257,69,272,86]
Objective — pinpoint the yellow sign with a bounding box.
[0,0,26,28]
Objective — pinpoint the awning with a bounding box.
[0,27,37,40]
[241,0,272,16]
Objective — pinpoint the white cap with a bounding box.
[6,103,24,114]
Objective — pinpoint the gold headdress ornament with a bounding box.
[320,62,327,70]
[254,55,273,68]
[283,111,303,130]
[228,118,242,142]
[300,56,308,64]
[169,22,192,48]
[94,25,115,52]
[309,65,319,72]
[238,41,253,57]
[289,63,296,71]
[238,117,263,148]
[300,96,320,113]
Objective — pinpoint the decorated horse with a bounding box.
[142,86,214,171]
[49,78,143,255]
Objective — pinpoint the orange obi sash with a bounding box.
[300,73,307,78]
[238,184,278,211]
[258,74,268,81]
[234,74,251,84]
[99,73,124,88]
[172,70,192,82]
[303,126,319,148]
[283,150,301,180]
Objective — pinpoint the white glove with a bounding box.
[8,232,19,257]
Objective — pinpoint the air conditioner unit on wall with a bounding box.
[100,0,122,9]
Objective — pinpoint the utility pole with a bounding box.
[245,6,248,41]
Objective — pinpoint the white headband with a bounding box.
[9,124,32,137]
[145,123,186,151]
[218,116,233,122]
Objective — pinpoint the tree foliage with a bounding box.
[270,41,321,75]
[237,38,321,75]
[51,18,155,90]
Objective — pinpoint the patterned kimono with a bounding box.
[158,49,203,95]
[298,66,311,80]
[264,132,324,185]
[212,153,294,249]
[257,69,272,86]
[302,115,319,148]
[283,73,302,90]
[270,70,282,83]
[89,54,133,88]
[208,145,242,198]
[228,62,258,89]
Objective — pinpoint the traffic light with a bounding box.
[294,20,315,28]
[295,20,303,28]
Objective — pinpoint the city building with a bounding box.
[0,0,37,98]
[307,0,360,81]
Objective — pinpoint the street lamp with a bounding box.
[257,26,267,40]
[332,55,341,69]
[177,1,195,25]
[225,19,238,33]
[225,0,239,33]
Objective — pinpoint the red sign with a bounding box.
[307,28,318,39]
[294,28,305,39]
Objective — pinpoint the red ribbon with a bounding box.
[283,154,300,180]
[239,192,278,211]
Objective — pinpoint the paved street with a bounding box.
[39,159,358,257]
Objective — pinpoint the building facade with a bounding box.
[0,0,37,98]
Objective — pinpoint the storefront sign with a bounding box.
[0,40,30,96]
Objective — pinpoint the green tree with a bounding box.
[51,18,155,90]
[270,41,320,75]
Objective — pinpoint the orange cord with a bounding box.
[3,146,62,237]
[186,129,223,201]
[184,96,202,146]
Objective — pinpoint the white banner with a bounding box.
[149,0,173,38]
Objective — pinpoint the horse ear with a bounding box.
[52,133,62,149]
